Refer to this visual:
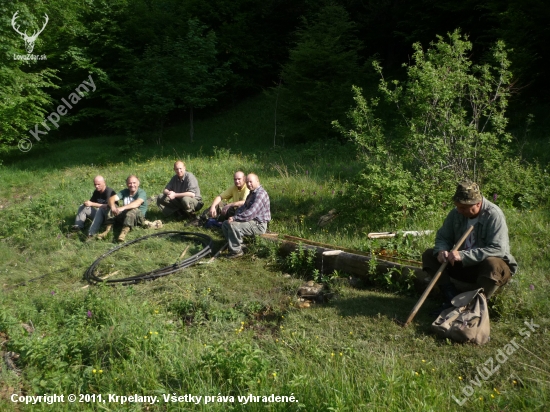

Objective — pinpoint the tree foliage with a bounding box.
[336,32,515,222]
[279,3,363,142]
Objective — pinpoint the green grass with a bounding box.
[1,94,549,411]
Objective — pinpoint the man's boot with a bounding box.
[117,226,131,243]
[96,225,112,240]
[430,282,459,316]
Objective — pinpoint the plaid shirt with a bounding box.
[234,185,271,223]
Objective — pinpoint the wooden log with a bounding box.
[262,234,432,293]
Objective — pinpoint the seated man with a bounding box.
[222,173,271,258]
[95,175,148,243]
[157,161,202,220]
[204,171,249,222]
[422,180,517,314]
[71,176,115,233]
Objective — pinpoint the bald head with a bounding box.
[93,176,106,192]
[174,161,186,178]
[246,173,260,191]
[234,171,245,189]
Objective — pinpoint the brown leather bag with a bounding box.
[431,288,490,345]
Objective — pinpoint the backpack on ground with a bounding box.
[431,288,490,345]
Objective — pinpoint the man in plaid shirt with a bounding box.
[222,173,271,258]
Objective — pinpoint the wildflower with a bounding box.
[339,352,343,356]
[349,331,353,335]
[479,397,483,401]
[530,284,535,290]
[272,372,277,377]
[490,394,495,399]
[99,370,103,373]
[149,331,153,334]
[144,336,148,339]
[422,359,426,363]
[154,332,158,335]
[92,369,97,373]
[493,193,498,202]
[431,368,435,372]
[458,376,463,380]
[87,310,92,318]
[513,380,517,385]
[331,353,334,357]
[50,291,56,295]
[154,310,159,314]
[415,372,419,376]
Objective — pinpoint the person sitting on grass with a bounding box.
[222,173,271,259]
[422,180,517,315]
[94,175,148,243]
[202,171,249,224]
[71,176,115,235]
[156,161,203,223]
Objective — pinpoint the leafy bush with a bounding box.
[336,30,548,223]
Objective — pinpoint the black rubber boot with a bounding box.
[430,282,459,316]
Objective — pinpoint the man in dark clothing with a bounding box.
[72,176,115,234]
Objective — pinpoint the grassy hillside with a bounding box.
[1,94,549,411]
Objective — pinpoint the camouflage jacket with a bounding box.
[434,197,518,274]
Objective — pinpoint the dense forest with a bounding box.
[1,0,549,151]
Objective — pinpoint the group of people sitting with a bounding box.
[73,167,516,307]
[71,161,270,258]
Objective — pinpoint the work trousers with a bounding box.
[157,195,202,217]
[422,248,512,297]
[222,220,267,253]
[74,205,97,229]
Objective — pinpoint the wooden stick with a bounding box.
[81,270,120,289]
[402,226,474,327]
[199,242,228,264]
[178,245,190,260]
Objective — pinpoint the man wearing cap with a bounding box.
[422,180,517,313]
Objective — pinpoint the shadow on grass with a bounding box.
[330,292,441,330]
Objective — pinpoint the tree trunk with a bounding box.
[189,106,194,142]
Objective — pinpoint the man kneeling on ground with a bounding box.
[157,161,203,222]
[203,171,249,223]
[422,180,517,315]
[94,175,148,243]
[222,173,271,258]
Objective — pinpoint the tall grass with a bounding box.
[0,94,549,411]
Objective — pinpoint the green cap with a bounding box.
[452,180,482,205]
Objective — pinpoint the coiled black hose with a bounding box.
[84,231,212,285]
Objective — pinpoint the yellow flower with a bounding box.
[154,332,158,335]
[491,394,495,399]
[149,331,153,334]
[92,369,97,374]
[431,368,435,372]
[479,397,483,401]
[339,353,343,356]
[272,372,277,377]
[422,359,426,363]
[349,332,353,335]
[99,370,103,373]
[415,372,419,376]
[144,336,148,339]
[513,380,517,385]
[458,376,463,380]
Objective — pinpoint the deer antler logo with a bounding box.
[11,11,49,54]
